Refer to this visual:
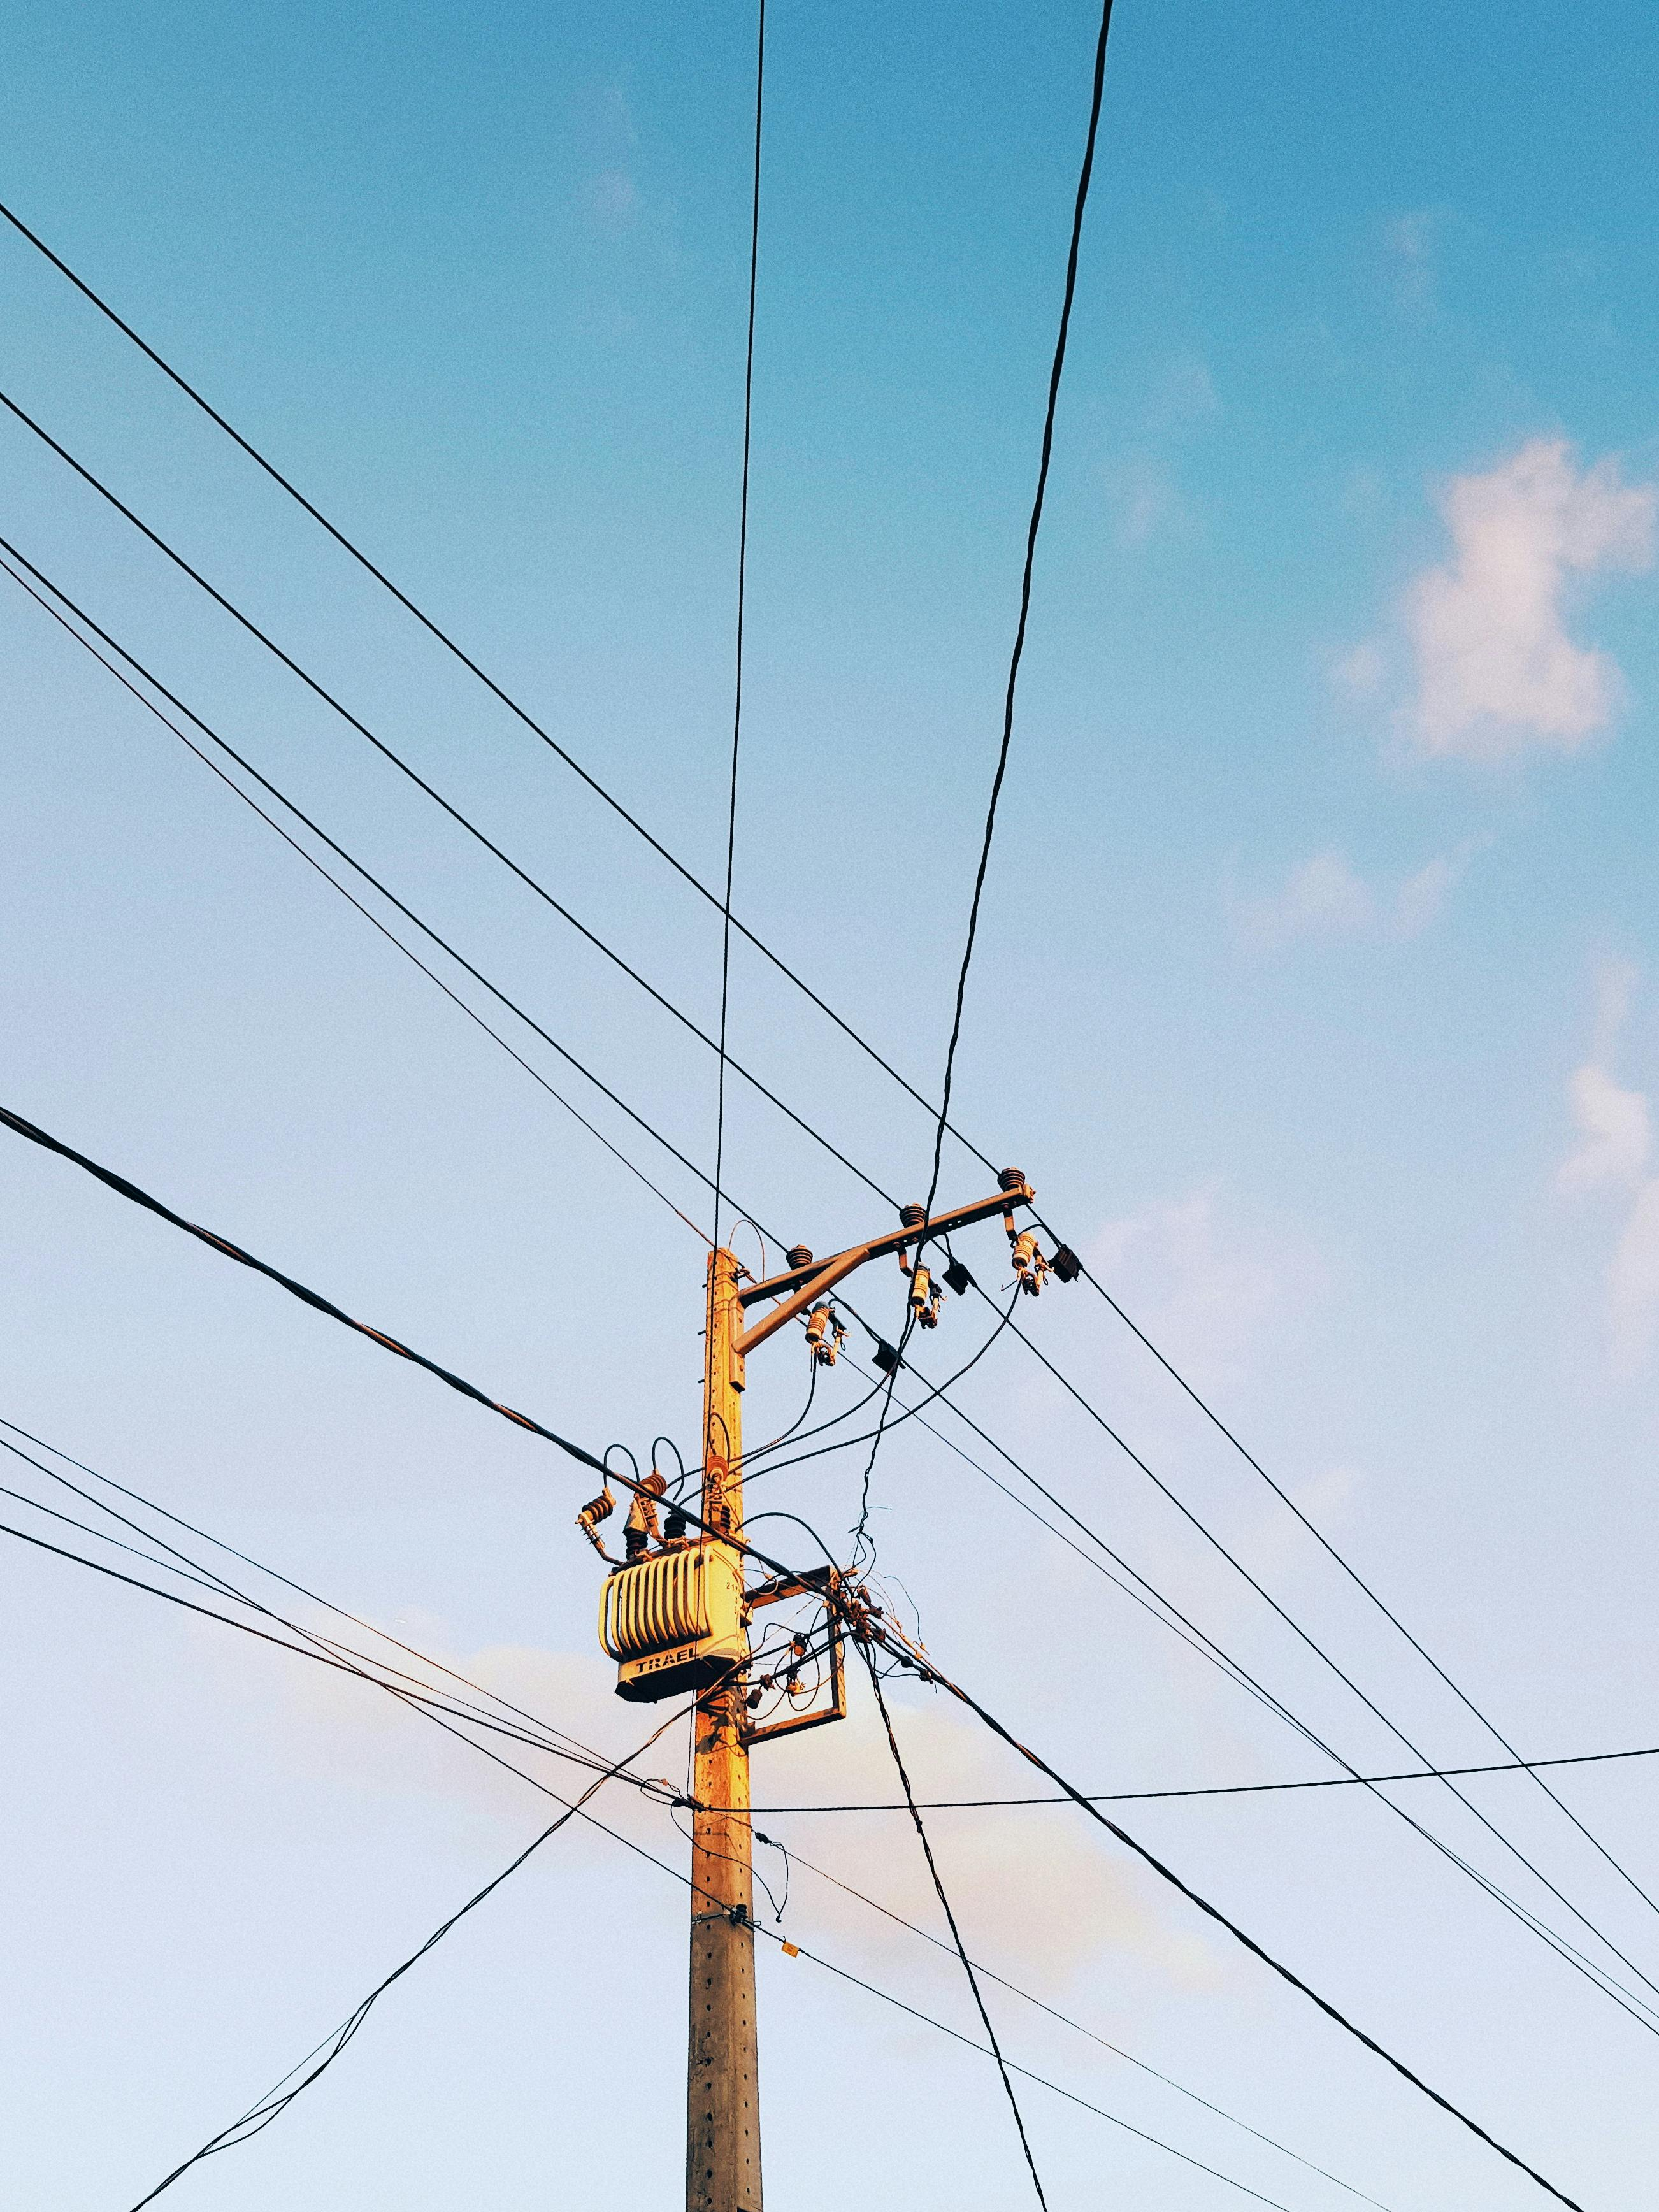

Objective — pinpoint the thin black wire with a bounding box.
[714,0,765,1250]
[0,1428,1563,2209]
[749,1738,1659,1812]
[11,187,1635,1957]
[1038,1226,1659,1928]
[765,1832,1393,2212]
[841,1353,1659,2032]
[862,1651,1049,2208]
[870,1623,1586,2210]
[9,529,1650,2022]
[0,1428,658,1782]
[986,1291,1659,2008]
[0,392,898,1212]
[853,0,1116,1563]
[747,1289,1022,1487]
[0,540,712,1239]
[0,1474,1311,2208]
[126,1700,691,2208]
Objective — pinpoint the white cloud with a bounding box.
[1558,965,1659,1373]
[1237,845,1469,950]
[1559,1063,1651,1194]
[1403,439,1655,759]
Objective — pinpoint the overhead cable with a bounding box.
[864,1649,1049,2206]
[867,1624,1586,2209]
[126,1699,693,2207]
[0,540,711,1242]
[0,387,896,1210]
[10,199,1622,1955]
[713,0,765,1247]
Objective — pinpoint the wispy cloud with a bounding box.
[1235,846,1470,951]
[1558,962,1659,1374]
[1402,440,1654,759]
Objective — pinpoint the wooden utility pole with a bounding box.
[687,1244,762,2212]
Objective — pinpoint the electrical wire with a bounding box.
[827,1346,1659,2034]
[11,187,1634,1969]
[126,1699,693,2208]
[863,1649,1049,2206]
[852,0,1117,1568]
[714,0,765,1250]
[0,1102,612,1476]
[749,1737,1659,1811]
[0,538,712,1239]
[984,1290,1659,2009]
[0,1414,648,1782]
[0,394,898,1212]
[9,1091,1653,2036]
[865,1621,1586,2209]
[760,1830,1394,2212]
[1037,1223,1659,1932]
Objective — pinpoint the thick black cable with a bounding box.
[0,542,712,1242]
[872,1626,1585,2209]
[0,1102,609,1472]
[862,1653,1049,2208]
[854,0,1117,1563]
[0,390,897,1211]
[126,1700,691,2208]
[13,198,1626,1964]
[714,0,765,1248]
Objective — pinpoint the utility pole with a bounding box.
[584,1174,1063,2212]
[687,1244,762,2212]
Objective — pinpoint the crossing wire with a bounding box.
[0,1108,1606,2194]
[9,191,1636,1950]
[0,544,712,1244]
[866,1622,1587,2211]
[4,1412,1359,2206]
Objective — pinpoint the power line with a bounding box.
[0,1446,1330,2212]
[868,1621,1588,2209]
[766,1830,1395,2212]
[714,0,765,1250]
[0,541,712,1243]
[864,1650,1049,2206]
[10,192,1632,1974]
[126,1700,693,2208]
[749,1737,1659,1811]
[986,1291,1659,2010]
[1037,1227,1659,1932]
[0,388,899,1212]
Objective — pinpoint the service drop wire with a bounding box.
[127,1700,694,2209]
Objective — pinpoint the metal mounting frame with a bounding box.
[742,1565,847,1746]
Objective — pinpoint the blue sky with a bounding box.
[4,1,1659,2205]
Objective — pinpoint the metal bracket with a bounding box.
[742,1567,847,1746]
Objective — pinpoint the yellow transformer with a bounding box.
[599,1542,747,1703]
